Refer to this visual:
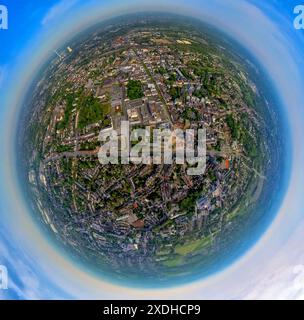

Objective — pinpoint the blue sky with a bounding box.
[0,1,54,63]
[1,0,304,299]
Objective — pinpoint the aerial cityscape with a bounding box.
[18,14,280,285]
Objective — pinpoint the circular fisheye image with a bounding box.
[16,13,288,287]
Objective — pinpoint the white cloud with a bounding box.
[0,228,67,299]
[42,0,79,25]
[238,224,304,300]
[243,265,304,300]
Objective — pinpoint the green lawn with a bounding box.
[175,236,213,255]
[78,95,110,129]
[127,80,144,100]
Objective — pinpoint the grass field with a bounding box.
[175,236,213,255]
